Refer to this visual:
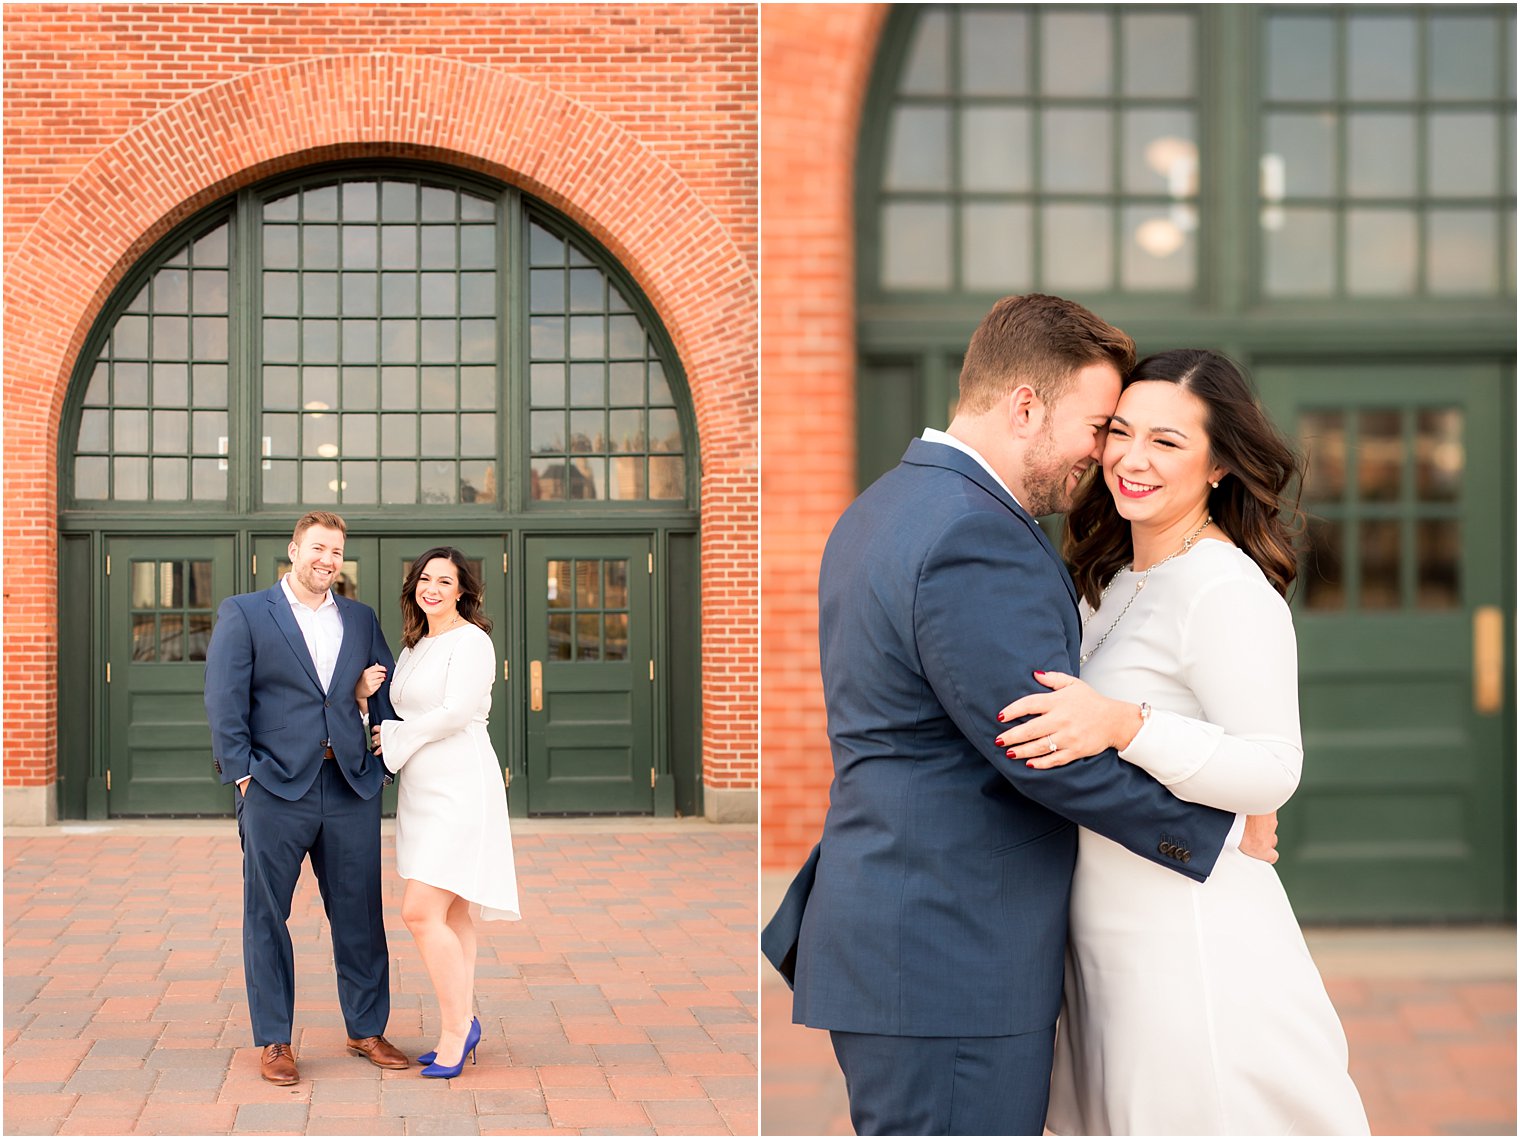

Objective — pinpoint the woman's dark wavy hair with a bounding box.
[1064,349,1304,608]
[399,546,493,649]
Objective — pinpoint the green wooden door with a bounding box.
[377,537,511,804]
[106,536,236,814]
[1261,362,1511,920]
[524,536,654,814]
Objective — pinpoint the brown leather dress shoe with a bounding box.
[260,1042,299,1085]
[346,1034,410,1069]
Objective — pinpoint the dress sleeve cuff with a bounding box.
[1117,707,1224,785]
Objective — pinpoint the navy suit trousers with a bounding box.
[830,1026,1057,1136]
[235,760,389,1045]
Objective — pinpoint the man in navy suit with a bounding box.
[204,511,409,1084]
[762,295,1275,1134]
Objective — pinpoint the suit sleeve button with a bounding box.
[1180,850,1192,863]
[1158,841,1175,856]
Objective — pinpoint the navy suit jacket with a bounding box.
[204,583,396,802]
[764,438,1235,1038]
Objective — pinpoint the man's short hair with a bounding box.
[292,511,347,544]
[957,294,1135,415]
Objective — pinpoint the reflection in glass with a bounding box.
[1415,408,1463,501]
[577,614,602,661]
[649,456,685,500]
[381,460,416,505]
[188,560,214,609]
[302,461,339,504]
[1346,210,1416,296]
[576,560,601,608]
[342,460,377,503]
[1299,410,1346,503]
[1416,520,1460,609]
[132,562,157,609]
[1123,206,1194,291]
[604,613,629,661]
[459,461,494,504]
[1360,519,1402,609]
[420,460,455,504]
[609,457,644,500]
[548,613,573,660]
[547,560,571,608]
[1357,409,1402,502]
[570,457,606,500]
[159,614,185,662]
[605,560,629,608]
[1123,110,1195,196]
[132,614,158,661]
[186,614,214,662]
[530,458,566,501]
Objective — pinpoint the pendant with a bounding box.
[1135,577,1146,590]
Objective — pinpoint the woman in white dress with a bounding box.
[356,546,519,1080]
[994,350,1368,1135]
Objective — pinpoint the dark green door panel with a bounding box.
[107,536,236,814]
[1260,362,1511,920]
[377,536,512,811]
[524,536,654,814]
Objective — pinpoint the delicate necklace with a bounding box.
[394,613,463,703]
[1080,515,1211,666]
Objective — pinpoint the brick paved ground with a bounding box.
[759,876,1515,1137]
[3,820,757,1136]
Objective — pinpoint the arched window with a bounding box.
[67,165,693,513]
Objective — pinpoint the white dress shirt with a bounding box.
[280,573,343,693]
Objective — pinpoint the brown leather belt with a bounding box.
[323,743,337,760]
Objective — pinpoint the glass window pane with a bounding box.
[131,561,157,608]
[576,614,601,661]
[265,192,298,222]
[343,181,378,221]
[263,225,298,269]
[420,319,455,360]
[303,320,338,363]
[460,414,494,454]
[460,367,494,409]
[264,366,298,409]
[531,458,567,501]
[193,410,226,454]
[604,613,629,661]
[192,269,228,312]
[461,319,496,364]
[1347,14,1416,101]
[303,225,339,269]
[191,458,226,501]
[459,227,495,269]
[532,363,565,406]
[1041,11,1111,97]
[576,560,601,608]
[153,268,189,312]
[960,108,1031,193]
[421,414,455,457]
[961,9,1027,96]
[381,414,417,456]
[1123,12,1193,98]
[884,107,951,192]
[303,461,340,504]
[649,456,685,500]
[459,461,493,504]
[604,559,628,608]
[343,319,379,363]
[962,203,1032,293]
[263,412,297,455]
[459,273,494,316]
[193,224,228,266]
[569,269,604,313]
[1360,519,1402,609]
[304,185,338,221]
[1122,205,1195,292]
[1266,14,1334,102]
[420,226,456,270]
[381,273,416,315]
[420,460,455,504]
[153,316,188,359]
[263,318,297,362]
[531,268,564,312]
[1301,520,1349,608]
[153,363,188,407]
[75,455,108,498]
[343,367,378,409]
[115,409,149,452]
[1357,409,1403,503]
[610,362,644,405]
[115,362,148,403]
[1264,207,1334,297]
[1264,113,1335,198]
[1123,110,1196,196]
[1041,109,1112,193]
[132,614,158,661]
[193,363,227,408]
[1415,408,1463,502]
[1346,113,1416,199]
[263,459,297,503]
[113,456,148,499]
[153,409,187,452]
[341,272,377,316]
[900,7,949,95]
[419,272,457,317]
[570,363,604,407]
[531,316,566,359]
[609,456,644,500]
[1427,113,1498,198]
[548,612,572,659]
[1041,205,1113,292]
[1416,520,1460,609]
[569,316,604,359]
[648,408,681,452]
[343,413,378,457]
[152,457,186,500]
[569,456,606,500]
[113,315,149,359]
[881,202,952,291]
[530,223,564,267]
[1430,15,1499,100]
[1298,410,1346,503]
[303,412,339,458]
[610,409,644,452]
[381,461,417,504]
[1346,209,1417,296]
[381,226,417,270]
[342,226,377,270]
[1428,210,1499,295]
[381,181,417,221]
[78,409,109,451]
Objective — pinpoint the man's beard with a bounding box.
[1021,427,1077,517]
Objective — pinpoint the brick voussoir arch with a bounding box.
[4,52,757,795]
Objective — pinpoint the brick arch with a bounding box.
[3,53,756,804]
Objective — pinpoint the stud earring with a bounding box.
[1210,480,1220,489]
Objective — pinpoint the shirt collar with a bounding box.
[920,428,1023,509]
[280,572,337,614]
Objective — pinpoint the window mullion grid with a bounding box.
[1030,5,1045,284]
[1332,10,1349,299]
[948,4,964,292]
[1414,7,1431,298]
[1108,7,1123,292]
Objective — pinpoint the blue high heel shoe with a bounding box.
[417,1016,479,1065]
[420,1016,481,1079]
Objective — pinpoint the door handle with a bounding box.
[530,660,544,712]
[1474,606,1503,715]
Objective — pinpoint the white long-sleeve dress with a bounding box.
[1045,540,1367,1136]
[379,622,519,922]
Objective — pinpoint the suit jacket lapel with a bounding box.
[901,437,1081,611]
[266,583,324,692]
[333,595,366,681]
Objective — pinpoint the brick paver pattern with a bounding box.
[4,824,757,1136]
[760,936,1516,1137]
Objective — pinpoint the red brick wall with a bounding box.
[759,6,886,863]
[3,5,758,801]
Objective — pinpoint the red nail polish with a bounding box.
[1025,760,1034,768]
[1006,749,1016,758]
[997,712,1005,722]
[1034,670,1045,677]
